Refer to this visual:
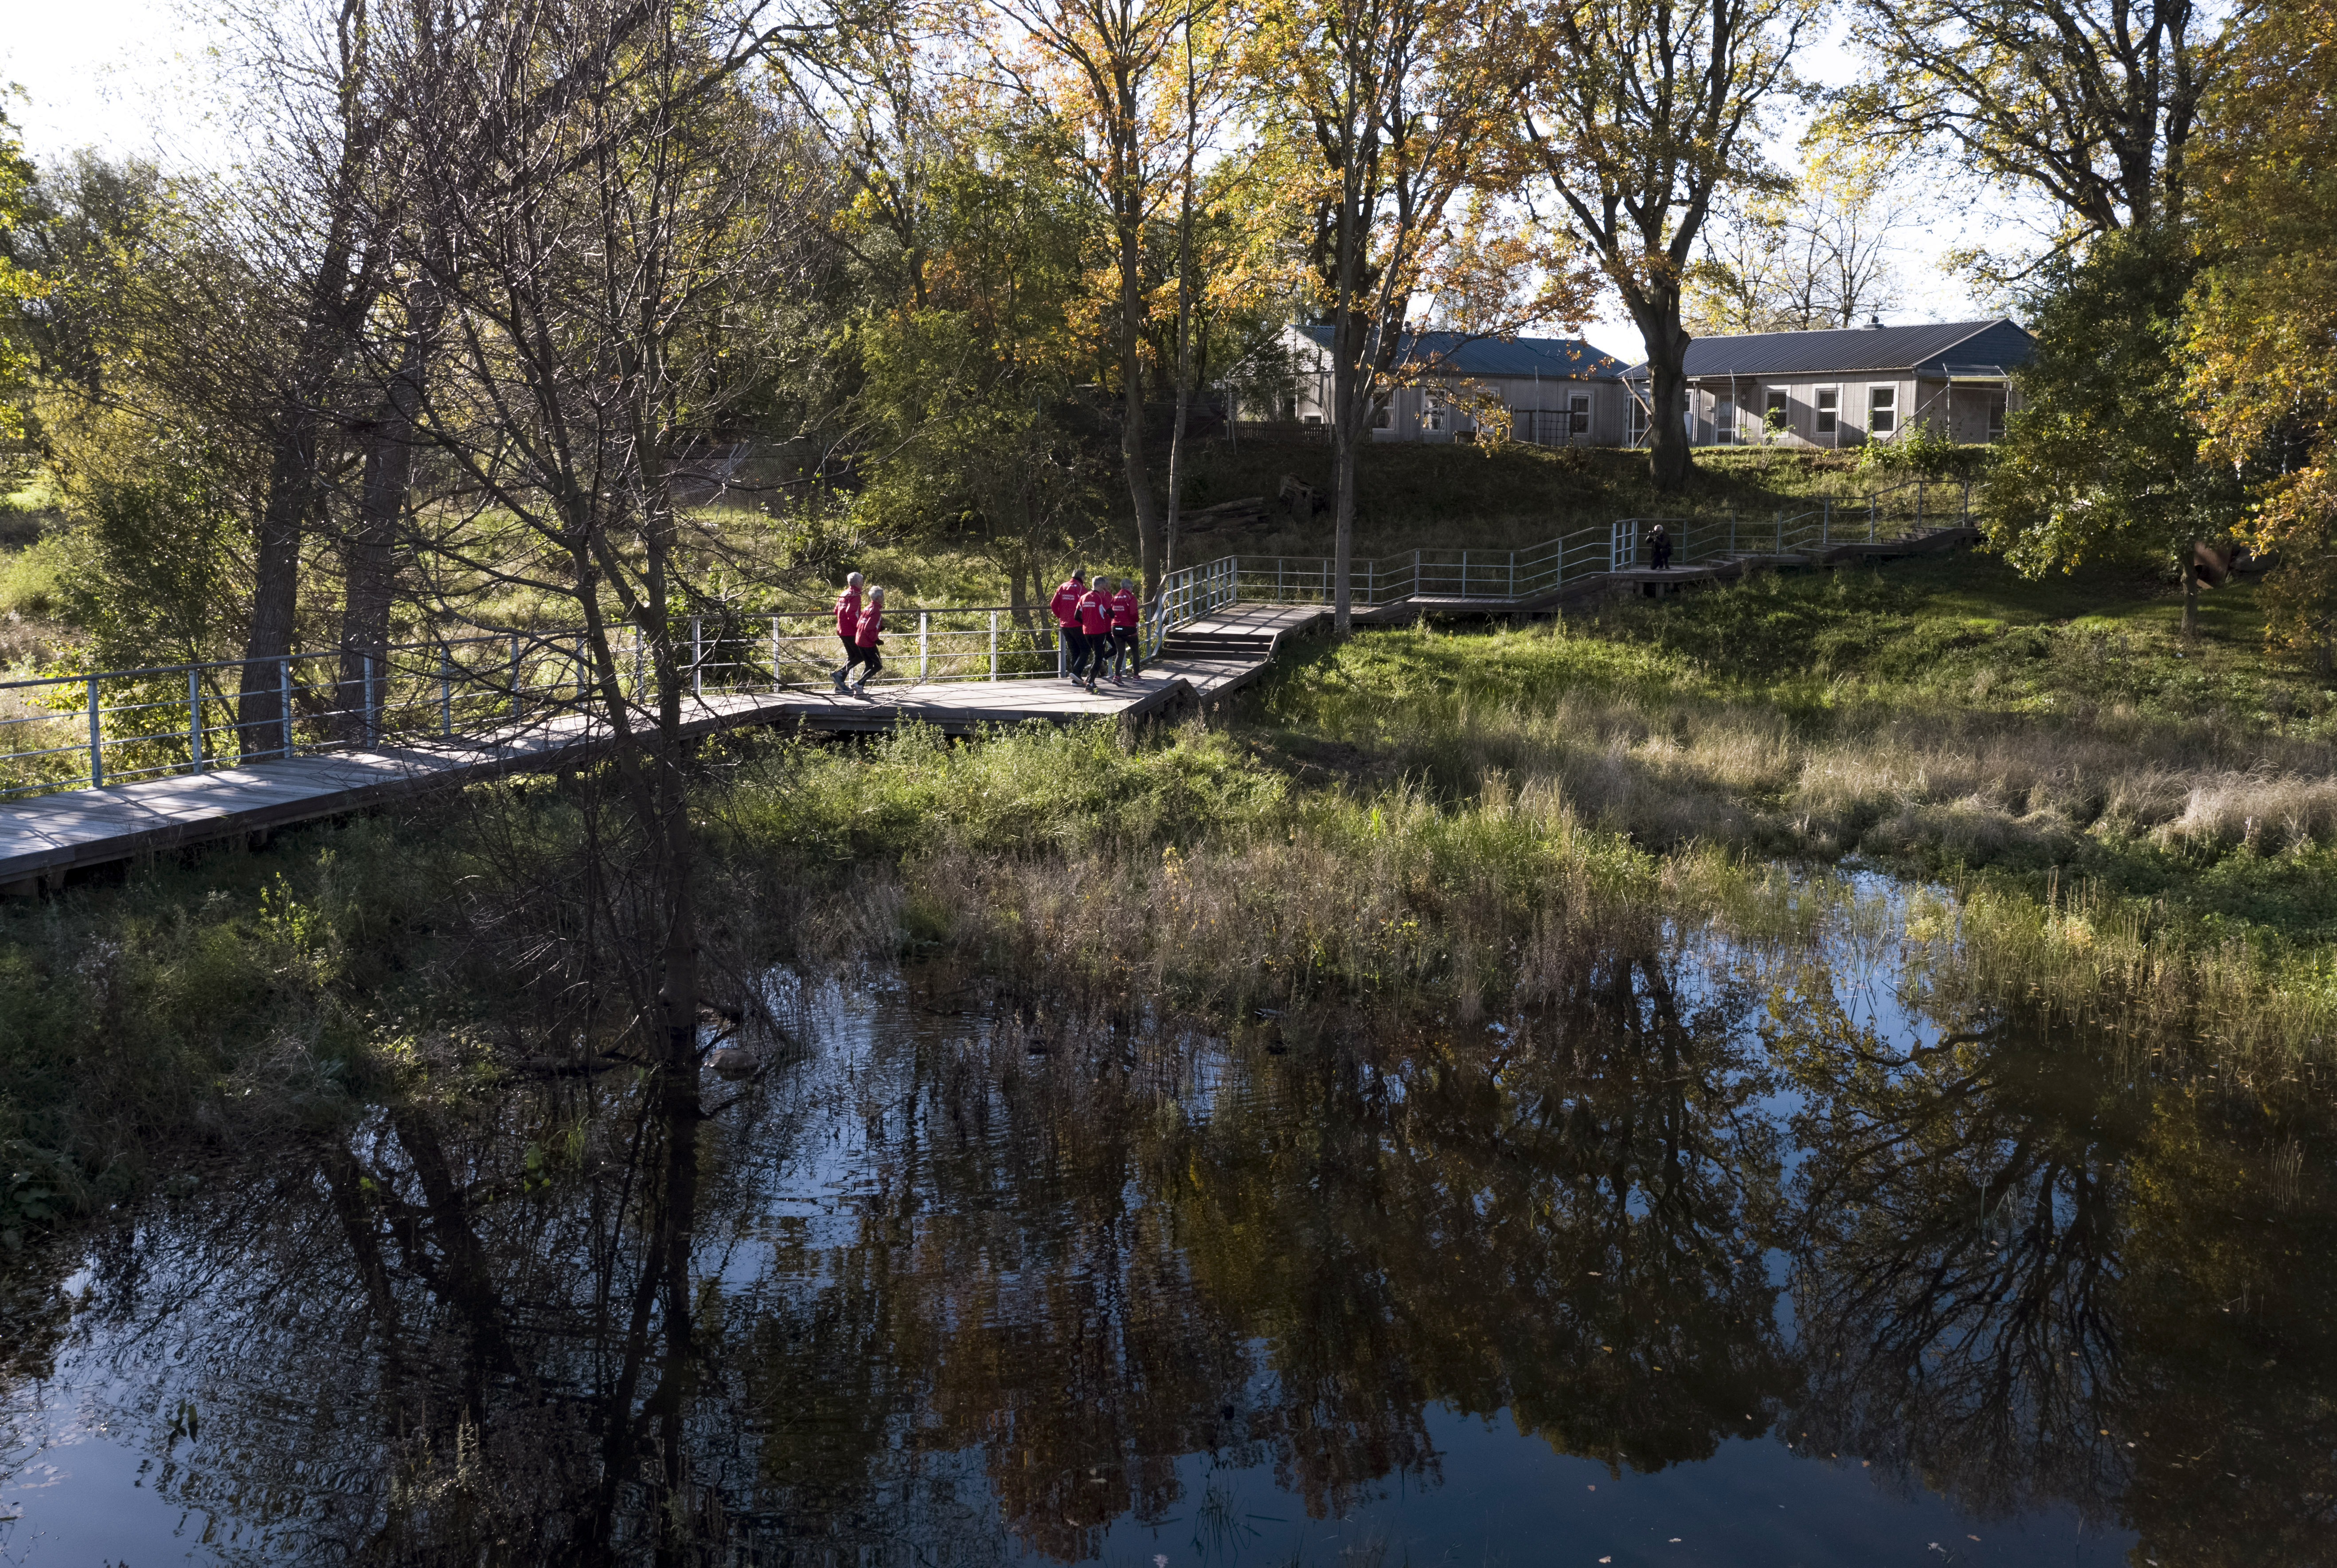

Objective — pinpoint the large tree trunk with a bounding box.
[1636,303,1696,494]
[337,312,427,743]
[238,414,321,760]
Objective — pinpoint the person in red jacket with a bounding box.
[1074,578,1114,692]
[845,585,885,692]
[829,571,864,694]
[1050,568,1088,682]
[1108,576,1141,683]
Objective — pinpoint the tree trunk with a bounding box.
[1118,215,1162,602]
[238,415,320,760]
[337,313,427,743]
[1636,305,1696,494]
[2181,553,2200,637]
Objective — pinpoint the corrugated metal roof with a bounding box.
[1619,319,2035,379]
[1294,325,1626,380]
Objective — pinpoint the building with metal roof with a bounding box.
[1620,318,2035,449]
[1275,324,1635,446]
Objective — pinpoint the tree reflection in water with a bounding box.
[7,935,2336,1565]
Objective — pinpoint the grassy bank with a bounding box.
[5,546,2333,1243]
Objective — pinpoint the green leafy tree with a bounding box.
[1980,227,2242,634]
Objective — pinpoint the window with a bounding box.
[1568,393,1591,435]
[1713,395,1736,445]
[1868,384,1897,436]
[1627,395,1649,446]
[1765,390,1790,442]
[1425,400,1447,433]
[1815,387,1839,435]
[1371,400,1392,429]
[1985,392,2007,441]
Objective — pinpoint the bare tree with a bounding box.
[390,0,831,1073]
[1684,152,1911,334]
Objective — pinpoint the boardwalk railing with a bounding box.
[0,606,1076,799]
[1188,493,1968,613]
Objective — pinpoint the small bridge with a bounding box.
[0,508,1971,891]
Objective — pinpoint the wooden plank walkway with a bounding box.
[0,606,1332,889]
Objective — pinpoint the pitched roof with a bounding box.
[1620,319,2035,379]
[1294,324,1626,380]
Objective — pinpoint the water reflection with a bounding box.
[3,923,2333,1564]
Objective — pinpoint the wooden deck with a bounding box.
[0,608,1333,889]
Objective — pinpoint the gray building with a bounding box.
[1621,318,2035,449]
[1279,325,1633,446]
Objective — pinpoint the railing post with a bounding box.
[1278,558,1285,601]
[1412,547,1420,596]
[771,616,782,692]
[188,667,203,774]
[919,610,930,679]
[691,616,703,697]
[1729,511,1737,555]
[88,676,103,787]
[632,628,644,699]
[1869,492,1877,542]
[510,635,522,720]
[1822,498,1830,546]
[363,655,376,746]
[989,610,999,681]
[280,657,294,759]
[1509,550,1516,600]
[441,651,453,737]
[1462,549,1469,597]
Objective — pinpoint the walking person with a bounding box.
[1648,522,1673,570]
[830,571,864,694]
[1109,576,1141,683]
[1051,568,1090,682]
[1075,575,1114,693]
[845,586,885,693]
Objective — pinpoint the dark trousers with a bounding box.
[1650,537,1673,569]
[1110,627,1139,676]
[1064,628,1093,677]
[832,634,856,680]
[845,643,881,684]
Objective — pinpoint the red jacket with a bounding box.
[834,589,861,639]
[1110,588,1139,629]
[1075,590,1112,636]
[854,605,883,648]
[1051,579,1086,627]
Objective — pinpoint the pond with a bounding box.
[2,889,2332,1566]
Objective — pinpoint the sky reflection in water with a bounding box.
[2,892,2330,1566]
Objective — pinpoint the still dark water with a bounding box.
[4,905,2333,1565]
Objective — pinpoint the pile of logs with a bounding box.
[1178,496,1275,534]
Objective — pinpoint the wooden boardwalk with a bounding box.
[0,513,1963,888]
[0,605,1327,890]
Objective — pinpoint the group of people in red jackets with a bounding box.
[826,567,1141,698]
[829,572,885,695]
[1049,569,1141,692]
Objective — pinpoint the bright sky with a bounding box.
[3,0,2009,364]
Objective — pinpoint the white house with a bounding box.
[1620,318,2035,448]
[1274,325,1634,446]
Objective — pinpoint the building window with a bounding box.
[1815,387,1839,435]
[1714,395,1736,445]
[1985,392,2006,441]
[1868,384,1897,436]
[1628,396,1649,446]
[1568,393,1591,435]
[1765,390,1789,439]
[1425,400,1447,433]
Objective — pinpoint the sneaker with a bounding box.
[831,675,848,695]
